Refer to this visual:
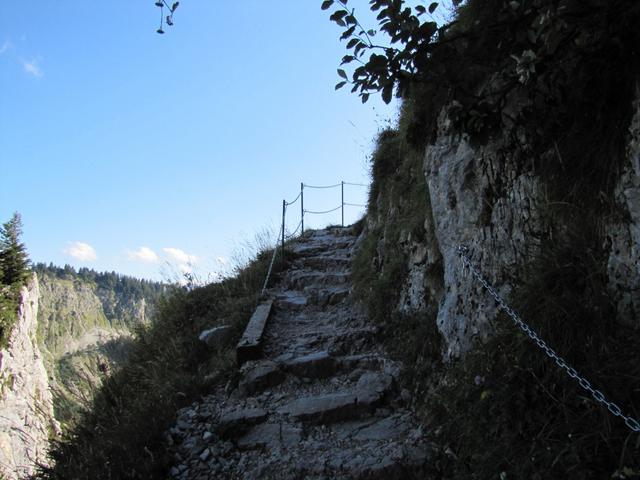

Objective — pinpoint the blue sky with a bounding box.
[0,2,407,282]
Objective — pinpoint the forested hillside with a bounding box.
[33,263,166,428]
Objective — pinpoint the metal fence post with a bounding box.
[341,181,344,227]
[281,199,286,268]
[300,182,304,235]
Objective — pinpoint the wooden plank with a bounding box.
[236,300,273,364]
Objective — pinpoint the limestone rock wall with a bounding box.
[0,275,58,479]
[365,86,640,360]
[607,88,640,327]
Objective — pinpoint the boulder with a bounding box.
[198,325,231,348]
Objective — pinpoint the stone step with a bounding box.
[236,300,273,364]
[291,241,354,256]
[337,354,385,372]
[274,291,308,311]
[281,351,337,379]
[306,286,351,307]
[236,422,302,451]
[277,393,360,424]
[276,372,393,425]
[286,271,350,290]
[216,407,268,438]
[238,360,286,396]
[328,328,378,356]
[295,255,351,271]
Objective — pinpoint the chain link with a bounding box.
[457,245,640,433]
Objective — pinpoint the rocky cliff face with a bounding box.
[364,86,640,360]
[36,270,159,428]
[37,273,147,359]
[0,275,58,480]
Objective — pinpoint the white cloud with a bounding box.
[127,246,159,263]
[64,242,97,262]
[21,58,42,77]
[0,40,11,55]
[162,247,198,265]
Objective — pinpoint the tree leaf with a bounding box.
[335,81,347,90]
[346,38,359,49]
[382,82,393,104]
[341,26,356,40]
[337,68,348,79]
[361,93,370,103]
[321,0,334,10]
[429,2,438,13]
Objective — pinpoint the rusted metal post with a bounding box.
[300,182,304,236]
[341,181,345,227]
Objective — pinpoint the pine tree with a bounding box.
[0,212,31,286]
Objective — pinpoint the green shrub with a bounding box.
[0,285,20,350]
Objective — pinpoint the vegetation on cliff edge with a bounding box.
[346,0,640,478]
[37,236,291,479]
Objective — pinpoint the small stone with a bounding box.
[199,448,210,462]
[202,431,213,441]
[400,388,412,404]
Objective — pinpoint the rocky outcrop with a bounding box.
[36,269,162,428]
[366,86,640,360]
[0,275,58,479]
[607,88,640,327]
[37,273,146,359]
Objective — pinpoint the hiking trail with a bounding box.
[168,227,434,479]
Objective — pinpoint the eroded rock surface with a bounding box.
[168,228,434,479]
[0,276,59,480]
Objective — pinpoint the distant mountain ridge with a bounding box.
[33,263,166,427]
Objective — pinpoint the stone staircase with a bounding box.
[168,227,434,479]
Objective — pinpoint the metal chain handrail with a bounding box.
[260,230,282,296]
[457,245,640,433]
[343,202,367,207]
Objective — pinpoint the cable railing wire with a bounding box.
[303,182,342,189]
[285,219,303,240]
[262,179,369,296]
[261,230,281,296]
[285,191,302,206]
[304,205,343,215]
[342,181,368,187]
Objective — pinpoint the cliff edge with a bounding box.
[0,275,58,479]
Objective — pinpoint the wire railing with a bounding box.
[261,180,368,295]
